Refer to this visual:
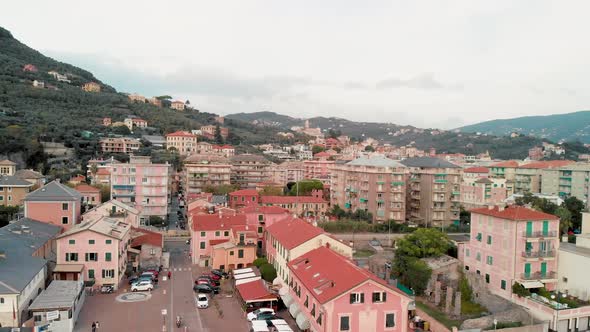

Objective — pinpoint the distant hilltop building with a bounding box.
[22,63,38,72]
[148,97,162,107]
[47,70,71,83]
[170,100,185,111]
[128,93,146,103]
[82,82,101,92]
[293,119,323,138]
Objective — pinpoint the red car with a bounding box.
[144,269,159,277]
[209,273,221,281]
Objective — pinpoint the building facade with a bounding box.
[400,157,461,227]
[82,82,101,92]
[110,156,170,223]
[99,137,141,154]
[0,159,16,175]
[24,181,83,231]
[230,154,272,189]
[514,161,574,194]
[184,154,231,195]
[330,156,408,223]
[165,131,197,155]
[541,163,590,201]
[0,175,34,206]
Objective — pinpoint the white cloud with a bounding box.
[1,0,590,128]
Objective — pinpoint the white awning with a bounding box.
[289,302,301,318]
[235,276,261,285]
[296,312,311,330]
[520,281,544,289]
[251,324,270,332]
[270,319,289,326]
[278,286,289,296]
[281,293,294,306]
[235,272,257,280]
[233,267,254,275]
[276,326,294,332]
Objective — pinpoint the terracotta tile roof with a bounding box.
[130,227,163,247]
[96,168,110,175]
[313,152,331,158]
[75,184,100,193]
[288,246,408,304]
[265,217,323,249]
[229,189,259,196]
[166,130,196,138]
[209,239,228,246]
[470,205,558,221]
[464,166,489,173]
[239,205,290,214]
[191,213,246,232]
[490,160,520,168]
[70,175,86,181]
[519,160,574,169]
[260,196,326,204]
[236,279,277,302]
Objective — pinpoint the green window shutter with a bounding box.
[543,221,549,236]
[501,280,506,290]
[88,269,95,279]
[238,249,244,258]
[105,253,112,261]
[106,239,112,244]
[526,221,533,236]
[541,262,547,276]
[69,239,75,245]
[487,235,492,245]
[85,253,89,262]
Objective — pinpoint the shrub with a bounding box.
[259,263,277,282]
[252,257,268,268]
[512,282,530,298]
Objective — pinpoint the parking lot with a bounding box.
[74,240,250,332]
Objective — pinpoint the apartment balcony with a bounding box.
[521,250,556,260]
[522,231,558,239]
[521,271,557,281]
[113,184,135,190]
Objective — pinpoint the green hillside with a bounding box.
[0,27,290,172]
[458,111,590,143]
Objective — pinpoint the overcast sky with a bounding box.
[2,1,590,129]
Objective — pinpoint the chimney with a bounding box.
[325,242,331,249]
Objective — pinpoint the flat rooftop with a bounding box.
[28,280,83,310]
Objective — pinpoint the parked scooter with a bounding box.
[176,316,182,328]
[100,285,114,294]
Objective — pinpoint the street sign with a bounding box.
[46,310,60,321]
[161,309,167,315]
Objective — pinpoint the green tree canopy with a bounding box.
[364,145,375,152]
[259,263,277,282]
[395,228,450,258]
[288,180,323,196]
[311,145,325,155]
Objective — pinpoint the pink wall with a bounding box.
[191,229,231,264]
[289,273,408,332]
[56,230,129,289]
[25,201,81,231]
[229,193,258,208]
[211,245,256,270]
[80,192,101,205]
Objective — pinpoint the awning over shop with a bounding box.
[289,302,301,318]
[234,267,254,275]
[236,276,261,285]
[520,281,544,289]
[236,280,278,304]
[296,312,311,330]
[278,285,289,296]
[53,264,84,273]
[127,247,141,254]
[281,293,294,306]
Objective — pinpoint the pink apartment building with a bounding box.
[287,246,412,332]
[24,180,82,231]
[304,153,335,182]
[110,156,170,225]
[240,205,291,250]
[75,184,101,207]
[55,216,131,290]
[210,224,258,271]
[460,205,560,300]
[460,177,508,209]
[229,189,260,209]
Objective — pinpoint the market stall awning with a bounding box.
[281,293,294,306]
[236,280,278,304]
[289,302,301,318]
[296,312,311,330]
[520,281,544,289]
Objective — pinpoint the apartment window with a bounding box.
[88,269,95,279]
[340,316,350,331]
[487,235,492,245]
[34,314,42,322]
[476,252,481,261]
[485,274,490,284]
[224,231,229,236]
[62,217,69,224]
[372,291,387,303]
[230,251,234,256]
[385,313,395,328]
[258,214,264,221]
[215,231,220,237]
[62,203,69,210]
[142,177,147,183]
[258,226,263,233]
[102,269,115,278]
[476,233,482,241]
[465,248,470,257]
[106,239,112,244]
[105,253,112,261]
[501,280,507,290]
[486,256,493,265]
[7,195,11,201]
[0,196,3,201]
[465,266,470,271]
[89,240,95,245]
[349,292,364,304]
[304,295,309,308]
[0,298,4,304]
[65,253,78,261]
[317,313,323,326]
[85,253,98,261]
[200,231,206,237]
[238,249,244,258]
[200,242,206,249]
[311,304,316,317]
[69,239,75,245]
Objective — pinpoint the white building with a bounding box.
[558,212,590,301]
[29,280,85,332]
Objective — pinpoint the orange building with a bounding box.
[165,131,197,155]
[82,82,101,92]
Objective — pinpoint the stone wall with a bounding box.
[415,307,453,332]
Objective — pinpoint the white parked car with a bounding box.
[196,294,209,308]
[131,280,153,292]
[247,308,275,321]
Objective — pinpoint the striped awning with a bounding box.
[281,293,294,306]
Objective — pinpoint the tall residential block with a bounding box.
[184,154,231,196]
[330,156,408,222]
[541,162,590,201]
[230,154,272,189]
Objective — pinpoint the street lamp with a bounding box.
[493,319,498,330]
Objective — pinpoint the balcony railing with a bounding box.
[521,250,555,258]
[521,271,557,280]
[522,231,558,238]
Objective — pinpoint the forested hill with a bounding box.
[458,111,590,143]
[0,27,290,171]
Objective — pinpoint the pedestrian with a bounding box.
[91,321,96,332]
[168,271,171,279]
[95,321,100,330]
